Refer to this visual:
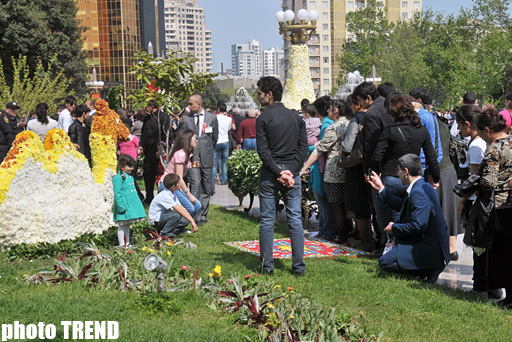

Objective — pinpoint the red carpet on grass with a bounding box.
[223,238,371,259]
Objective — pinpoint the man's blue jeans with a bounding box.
[259,168,305,273]
[213,141,229,189]
[157,185,201,217]
[242,138,256,151]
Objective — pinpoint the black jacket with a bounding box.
[372,120,440,182]
[68,120,91,163]
[0,113,12,145]
[362,96,394,173]
[140,110,171,148]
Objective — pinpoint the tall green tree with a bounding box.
[337,0,392,82]
[0,0,87,93]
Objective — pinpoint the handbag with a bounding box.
[337,115,363,168]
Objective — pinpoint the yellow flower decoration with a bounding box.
[282,44,315,110]
[90,133,116,184]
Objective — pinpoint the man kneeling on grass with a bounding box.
[148,174,199,237]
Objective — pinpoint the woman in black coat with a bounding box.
[371,94,440,242]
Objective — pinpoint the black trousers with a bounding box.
[143,145,159,202]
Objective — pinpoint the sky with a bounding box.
[198,0,479,73]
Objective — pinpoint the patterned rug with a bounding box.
[223,238,372,259]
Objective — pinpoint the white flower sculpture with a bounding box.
[0,101,129,249]
[282,44,316,110]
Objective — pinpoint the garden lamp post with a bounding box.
[144,253,168,292]
[276,9,319,110]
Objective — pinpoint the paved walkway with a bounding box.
[210,183,476,292]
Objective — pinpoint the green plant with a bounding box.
[0,55,71,115]
[137,292,185,315]
[127,49,215,114]
[226,150,262,199]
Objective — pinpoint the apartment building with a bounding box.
[231,40,264,77]
[263,46,285,77]
[163,0,212,73]
[282,0,422,96]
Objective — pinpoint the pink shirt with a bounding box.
[117,134,139,159]
[162,149,192,179]
[499,109,512,127]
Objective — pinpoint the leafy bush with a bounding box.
[226,150,262,198]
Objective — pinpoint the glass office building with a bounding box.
[77,0,141,91]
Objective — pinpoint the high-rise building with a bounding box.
[264,46,285,77]
[139,0,166,57]
[281,0,422,96]
[77,0,142,91]
[231,40,263,77]
[163,0,212,73]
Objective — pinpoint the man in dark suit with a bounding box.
[368,153,450,283]
[179,94,218,225]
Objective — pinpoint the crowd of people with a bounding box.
[289,83,511,309]
[1,77,511,310]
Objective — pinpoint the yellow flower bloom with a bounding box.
[290,291,295,294]
[142,247,147,251]
[166,242,173,246]
[167,251,171,256]
[267,303,274,309]
[148,248,155,253]
[289,315,294,319]
[273,285,281,289]
[209,273,214,277]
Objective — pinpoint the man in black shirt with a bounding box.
[140,100,171,203]
[255,76,308,276]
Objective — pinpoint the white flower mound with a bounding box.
[282,44,316,110]
[0,156,114,248]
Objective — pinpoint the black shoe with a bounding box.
[488,289,504,300]
[196,220,206,227]
[424,265,445,284]
[450,251,459,261]
[262,270,273,276]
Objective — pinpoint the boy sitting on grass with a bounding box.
[148,174,199,237]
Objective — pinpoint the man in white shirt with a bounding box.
[213,101,235,190]
[57,96,76,133]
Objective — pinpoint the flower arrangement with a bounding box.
[0,101,129,248]
[281,44,316,110]
[90,100,130,184]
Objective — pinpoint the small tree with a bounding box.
[0,55,71,115]
[127,50,215,114]
[127,50,215,165]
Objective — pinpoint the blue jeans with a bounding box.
[213,141,229,189]
[154,210,189,237]
[312,189,336,240]
[157,185,201,217]
[242,138,256,151]
[259,168,305,273]
[372,176,403,244]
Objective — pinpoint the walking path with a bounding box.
[211,183,475,292]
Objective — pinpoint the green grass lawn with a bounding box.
[1,205,511,341]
